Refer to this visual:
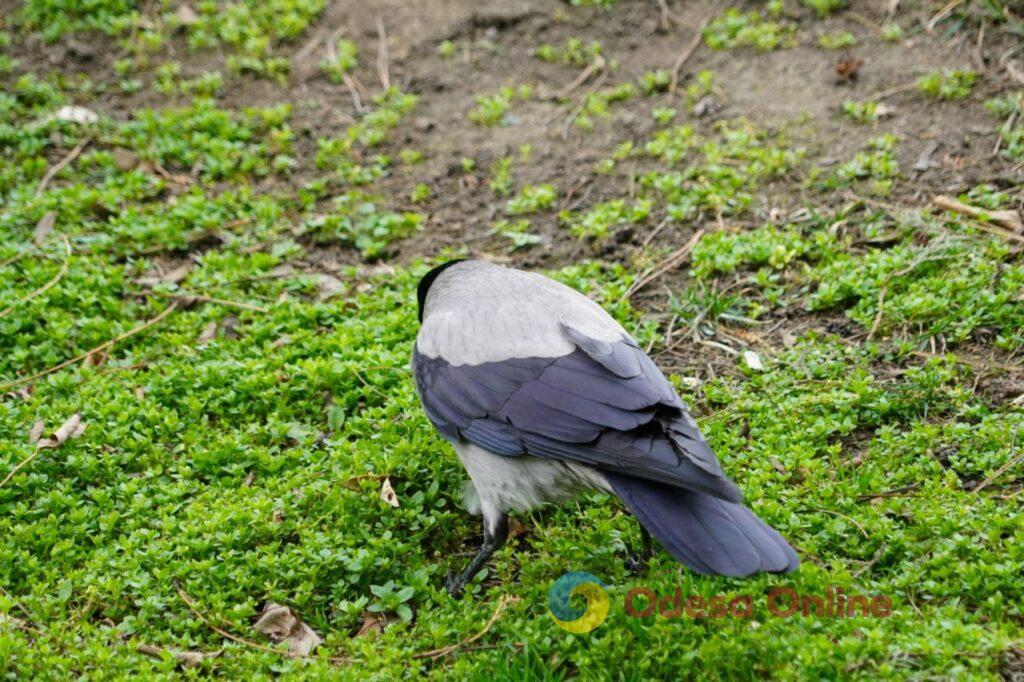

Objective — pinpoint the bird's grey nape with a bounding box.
[416,259,466,323]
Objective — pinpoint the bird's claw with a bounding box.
[444,569,465,598]
[625,553,649,577]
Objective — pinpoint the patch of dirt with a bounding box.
[12,0,1016,267]
[296,0,1017,269]
[5,0,1021,381]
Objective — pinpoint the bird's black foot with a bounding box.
[444,514,509,599]
[624,524,655,576]
[625,552,650,577]
[444,569,466,598]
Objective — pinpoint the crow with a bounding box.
[412,260,798,596]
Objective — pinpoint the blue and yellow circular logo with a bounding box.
[548,571,609,633]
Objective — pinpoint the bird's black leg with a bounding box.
[446,512,509,598]
[625,524,655,576]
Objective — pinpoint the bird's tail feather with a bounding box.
[605,472,799,576]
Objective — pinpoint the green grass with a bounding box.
[917,69,977,101]
[468,86,532,127]
[703,8,796,51]
[2,2,1024,678]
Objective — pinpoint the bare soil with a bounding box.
[6,0,1022,390]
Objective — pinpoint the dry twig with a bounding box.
[1005,62,1024,87]
[177,587,357,665]
[864,81,917,102]
[177,586,518,665]
[0,301,179,393]
[973,428,1021,494]
[559,69,610,138]
[0,234,71,320]
[135,644,221,668]
[927,0,965,32]
[412,595,520,660]
[856,483,921,501]
[656,0,673,32]
[625,228,706,299]
[851,542,887,579]
[550,55,606,100]
[867,285,886,341]
[375,17,390,90]
[36,138,90,196]
[324,27,367,112]
[810,507,870,539]
[0,252,26,268]
[145,290,269,313]
[668,16,711,95]
[909,350,1024,375]
[931,195,1023,233]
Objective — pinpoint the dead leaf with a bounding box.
[50,106,99,124]
[34,212,56,247]
[112,148,139,171]
[508,517,530,539]
[692,95,716,117]
[134,386,146,400]
[37,414,86,449]
[253,604,322,656]
[220,315,240,339]
[197,321,218,345]
[339,473,388,491]
[414,117,437,131]
[136,262,192,286]
[4,386,33,402]
[355,613,383,638]
[729,328,764,344]
[379,477,399,507]
[875,103,895,118]
[741,350,764,372]
[28,420,45,445]
[316,273,347,300]
[272,509,285,524]
[136,644,220,668]
[913,140,940,172]
[835,57,864,83]
[175,4,199,26]
[243,470,255,487]
[84,349,108,368]
[357,263,396,278]
[268,264,295,278]
[353,611,402,638]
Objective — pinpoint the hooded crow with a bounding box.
[412,260,798,596]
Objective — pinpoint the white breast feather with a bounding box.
[454,442,612,519]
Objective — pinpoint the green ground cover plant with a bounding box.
[2,0,1022,678]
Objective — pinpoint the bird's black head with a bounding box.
[417,260,466,323]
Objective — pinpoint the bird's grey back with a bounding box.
[417,260,628,366]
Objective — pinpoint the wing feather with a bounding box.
[412,260,740,502]
[413,338,741,502]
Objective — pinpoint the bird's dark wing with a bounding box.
[412,328,742,502]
